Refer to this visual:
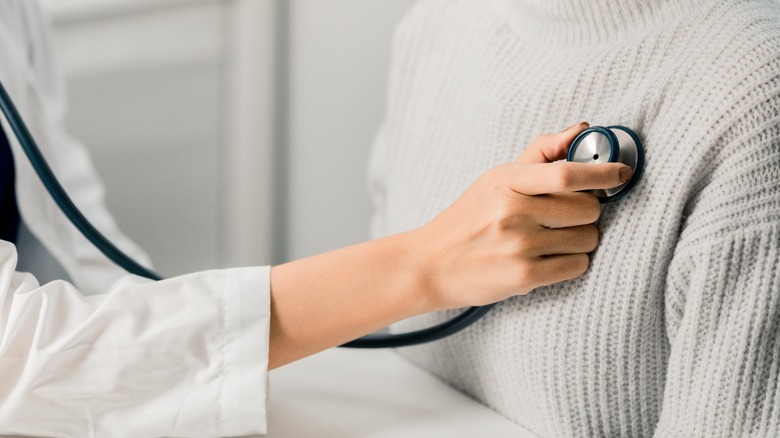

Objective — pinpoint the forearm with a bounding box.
[268,230,434,369]
[267,124,628,370]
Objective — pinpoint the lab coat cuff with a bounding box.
[220,265,271,436]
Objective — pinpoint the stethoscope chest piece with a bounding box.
[567,125,644,203]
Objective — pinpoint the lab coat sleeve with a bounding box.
[0,240,271,437]
[653,91,780,435]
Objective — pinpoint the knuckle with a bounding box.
[491,196,520,224]
[514,262,535,291]
[491,199,533,233]
[512,198,535,224]
[491,164,519,194]
[513,231,536,255]
[554,164,575,191]
[494,212,519,233]
[483,165,507,189]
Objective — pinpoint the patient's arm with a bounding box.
[655,95,780,435]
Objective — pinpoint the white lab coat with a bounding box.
[0,2,270,436]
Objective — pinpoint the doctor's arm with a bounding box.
[1,5,271,437]
[267,124,633,369]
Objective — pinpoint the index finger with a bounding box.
[515,122,590,165]
[504,161,633,196]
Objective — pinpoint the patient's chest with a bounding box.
[374,15,694,436]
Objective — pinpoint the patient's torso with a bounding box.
[369,0,773,435]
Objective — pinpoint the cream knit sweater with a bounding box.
[367,0,780,436]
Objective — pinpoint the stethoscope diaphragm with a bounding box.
[566,125,644,203]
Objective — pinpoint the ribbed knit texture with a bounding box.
[367,0,780,436]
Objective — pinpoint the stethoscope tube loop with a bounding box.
[341,304,496,348]
[0,81,163,281]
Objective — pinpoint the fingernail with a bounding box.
[619,166,634,183]
[563,121,588,132]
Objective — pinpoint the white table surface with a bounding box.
[265,348,536,437]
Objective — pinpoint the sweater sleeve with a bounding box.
[654,84,780,435]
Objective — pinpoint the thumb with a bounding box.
[515,121,590,164]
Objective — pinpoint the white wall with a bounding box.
[283,0,415,261]
[43,0,233,277]
[39,0,415,273]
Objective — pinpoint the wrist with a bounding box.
[394,227,442,315]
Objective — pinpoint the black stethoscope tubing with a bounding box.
[0,79,492,349]
[1,77,645,348]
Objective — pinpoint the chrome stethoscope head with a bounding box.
[567,125,645,203]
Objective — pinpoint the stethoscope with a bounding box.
[0,79,644,348]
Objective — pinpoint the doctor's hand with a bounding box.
[413,122,634,310]
[268,122,632,369]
